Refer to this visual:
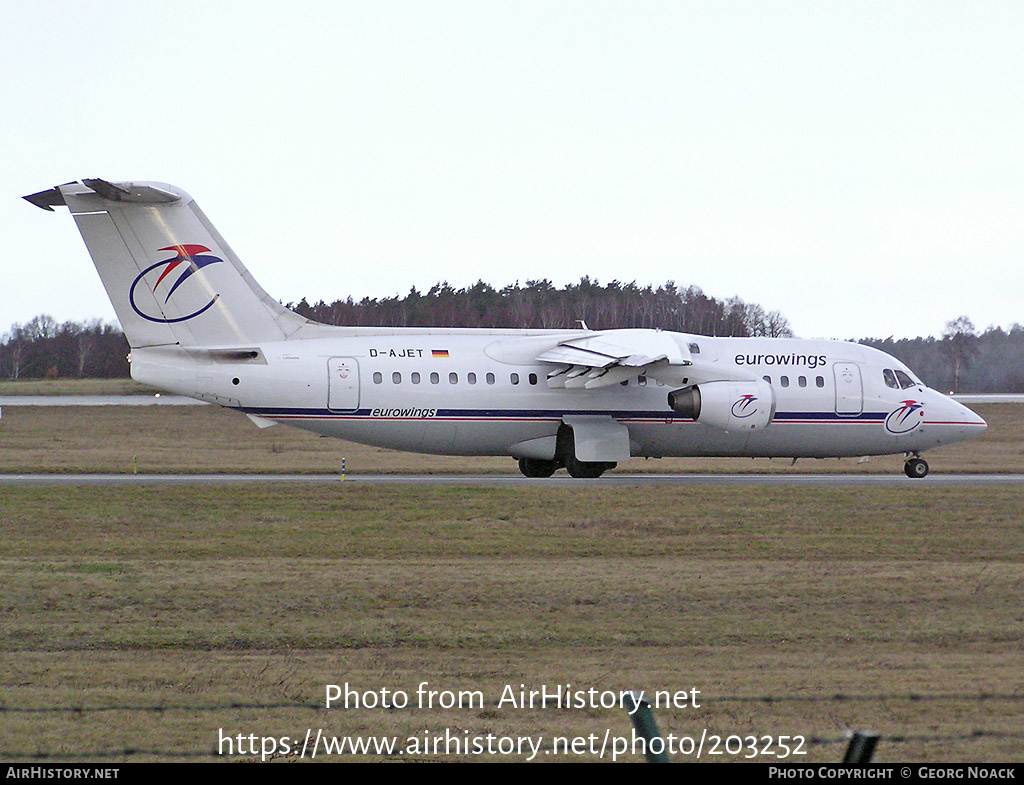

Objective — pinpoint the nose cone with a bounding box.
[936,394,987,443]
[951,398,987,429]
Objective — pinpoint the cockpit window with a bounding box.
[894,370,916,389]
[883,368,917,390]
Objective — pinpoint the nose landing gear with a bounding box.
[904,453,929,479]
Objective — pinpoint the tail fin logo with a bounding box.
[129,245,225,323]
[885,400,925,434]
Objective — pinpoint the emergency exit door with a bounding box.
[833,362,863,415]
[328,357,360,412]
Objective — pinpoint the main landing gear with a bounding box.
[517,457,558,478]
[516,456,617,478]
[904,453,929,479]
[516,425,618,479]
[564,455,616,479]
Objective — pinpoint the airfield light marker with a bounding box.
[842,730,879,764]
[626,691,670,763]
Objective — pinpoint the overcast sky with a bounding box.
[4,1,1022,340]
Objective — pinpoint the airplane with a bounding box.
[24,179,987,479]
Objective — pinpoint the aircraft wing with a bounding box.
[537,329,693,389]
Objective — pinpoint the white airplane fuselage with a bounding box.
[133,330,985,462]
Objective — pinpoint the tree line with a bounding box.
[288,278,793,337]
[0,278,790,382]
[1,281,1019,392]
[0,315,128,380]
[861,317,1024,394]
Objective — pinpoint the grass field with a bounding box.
[0,401,1018,475]
[1,483,1023,762]
[1,397,1021,762]
[0,379,151,396]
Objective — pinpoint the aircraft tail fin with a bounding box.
[24,179,307,348]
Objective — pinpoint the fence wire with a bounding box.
[2,692,1021,761]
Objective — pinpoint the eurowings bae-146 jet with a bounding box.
[25,179,986,478]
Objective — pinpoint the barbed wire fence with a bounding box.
[2,692,1022,762]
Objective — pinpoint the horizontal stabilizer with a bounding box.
[23,186,69,211]
[24,180,180,211]
[80,179,181,204]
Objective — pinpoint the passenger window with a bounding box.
[411,372,420,384]
[486,372,495,385]
[510,373,520,385]
[430,372,439,384]
[638,376,647,387]
[780,376,790,388]
[373,372,382,384]
[883,369,899,389]
[392,372,401,384]
[816,376,825,388]
[529,373,538,385]
[894,370,916,389]
[467,372,476,385]
[798,376,807,388]
[763,375,771,384]
[449,372,458,384]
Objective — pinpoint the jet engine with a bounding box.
[667,379,775,432]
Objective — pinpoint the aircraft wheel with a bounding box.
[565,456,614,478]
[518,458,558,478]
[904,458,929,479]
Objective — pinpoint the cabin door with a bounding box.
[833,362,863,415]
[328,357,360,412]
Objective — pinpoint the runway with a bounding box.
[4,472,1024,487]
[0,395,202,407]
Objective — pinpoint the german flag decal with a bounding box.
[431,349,450,358]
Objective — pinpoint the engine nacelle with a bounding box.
[667,379,775,432]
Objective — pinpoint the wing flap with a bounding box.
[540,328,692,388]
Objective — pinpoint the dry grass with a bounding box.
[0,402,1016,475]
[0,379,152,396]
[1,484,1022,762]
